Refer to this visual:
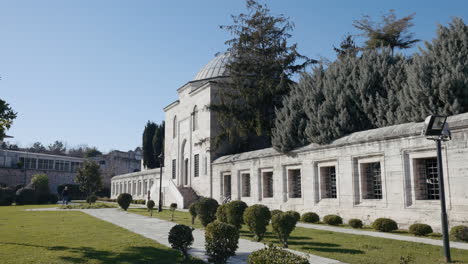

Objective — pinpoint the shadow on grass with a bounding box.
[0,242,204,264]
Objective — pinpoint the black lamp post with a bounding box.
[158,153,163,212]
[423,115,452,263]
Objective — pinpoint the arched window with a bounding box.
[192,106,198,131]
[173,115,177,138]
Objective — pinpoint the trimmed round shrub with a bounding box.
[117,193,132,211]
[243,204,271,242]
[409,223,433,236]
[205,221,239,264]
[189,201,198,225]
[37,192,52,204]
[15,188,36,205]
[248,245,309,264]
[285,211,300,223]
[348,219,363,229]
[226,200,248,229]
[372,218,398,232]
[195,197,219,227]
[216,203,228,223]
[170,203,178,209]
[86,194,98,204]
[271,212,298,248]
[271,209,283,217]
[168,224,194,259]
[0,187,15,206]
[450,225,468,242]
[323,215,343,226]
[147,200,155,210]
[301,212,319,223]
[49,194,59,204]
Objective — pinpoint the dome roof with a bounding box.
[193,52,230,81]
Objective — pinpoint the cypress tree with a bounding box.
[142,121,157,169]
[401,17,468,121]
[210,0,313,154]
[152,122,165,168]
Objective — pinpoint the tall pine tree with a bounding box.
[210,0,313,153]
[152,122,165,168]
[142,121,157,169]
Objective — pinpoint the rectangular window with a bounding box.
[24,158,37,169]
[262,171,274,198]
[415,157,439,200]
[288,169,302,198]
[204,156,208,175]
[38,159,53,170]
[194,154,200,177]
[361,162,382,199]
[172,159,176,179]
[223,174,232,199]
[320,166,337,199]
[241,173,251,197]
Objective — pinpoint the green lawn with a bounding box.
[0,205,203,264]
[128,208,468,264]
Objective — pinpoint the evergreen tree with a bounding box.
[48,140,66,155]
[333,34,360,59]
[29,142,47,153]
[353,10,420,55]
[0,99,17,141]
[210,0,313,153]
[152,121,165,168]
[75,160,102,196]
[142,121,157,169]
[84,147,103,158]
[401,17,468,121]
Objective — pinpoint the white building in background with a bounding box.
[111,53,468,230]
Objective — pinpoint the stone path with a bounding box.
[28,208,344,264]
[297,222,468,250]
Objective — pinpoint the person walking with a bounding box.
[61,186,70,205]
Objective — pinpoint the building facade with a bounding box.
[111,53,468,230]
[92,149,142,188]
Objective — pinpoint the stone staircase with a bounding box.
[177,186,200,208]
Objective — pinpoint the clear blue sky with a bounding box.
[1,0,467,152]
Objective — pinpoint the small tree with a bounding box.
[216,203,228,223]
[147,200,155,217]
[170,203,177,221]
[86,194,98,205]
[195,197,219,227]
[168,224,194,260]
[31,173,50,195]
[243,204,271,242]
[205,221,239,264]
[226,200,248,229]
[271,212,298,248]
[189,201,198,225]
[75,160,102,196]
[117,193,132,211]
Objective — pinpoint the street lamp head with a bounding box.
[423,115,451,140]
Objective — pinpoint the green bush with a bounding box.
[348,219,363,229]
[195,197,219,227]
[409,223,433,236]
[323,215,343,226]
[168,224,194,259]
[189,201,198,225]
[216,203,228,223]
[49,194,59,204]
[300,212,319,223]
[226,200,248,229]
[248,245,309,264]
[31,173,50,194]
[205,221,239,264]
[372,218,398,232]
[271,212,298,248]
[0,187,15,206]
[86,194,98,204]
[15,188,36,205]
[450,225,468,242]
[285,211,300,223]
[36,192,52,204]
[117,193,132,211]
[271,209,283,217]
[243,204,271,242]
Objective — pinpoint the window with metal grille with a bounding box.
[415,157,439,200]
[320,166,337,199]
[262,171,274,198]
[288,169,302,198]
[172,159,176,179]
[362,162,383,199]
[241,173,251,197]
[194,154,199,177]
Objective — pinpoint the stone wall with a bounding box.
[0,168,76,194]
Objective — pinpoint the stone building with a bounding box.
[92,149,141,188]
[111,53,468,230]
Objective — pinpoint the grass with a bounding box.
[0,205,204,264]
[59,203,118,209]
[128,208,468,264]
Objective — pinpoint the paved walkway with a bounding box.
[29,208,344,264]
[297,222,468,250]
